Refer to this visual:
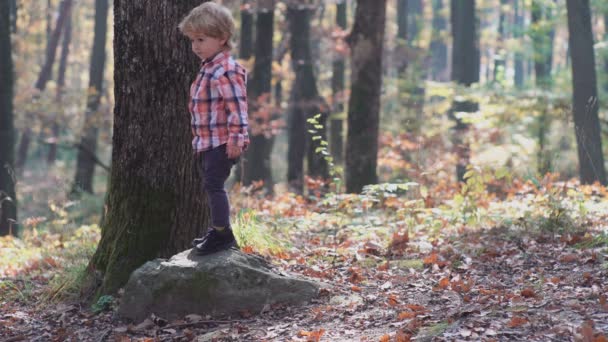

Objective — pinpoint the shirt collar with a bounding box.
[200,49,230,68]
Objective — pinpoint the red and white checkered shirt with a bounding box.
[189,50,250,153]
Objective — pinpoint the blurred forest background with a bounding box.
[2,0,608,340]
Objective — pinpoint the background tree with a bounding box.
[1,0,17,236]
[450,0,480,182]
[345,0,387,193]
[287,5,328,193]
[430,0,448,81]
[16,0,72,171]
[88,0,210,295]
[47,3,73,165]
[70,0,107,195]
[566,0,606,185]
[513,0,525,87]
[243,0,275,192]
[330,1,347,164]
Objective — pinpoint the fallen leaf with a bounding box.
[507,316,528,328]
[351,286,362,292]
[398,311,416,320]
[379,334,390,342]
[521,288,536,298]
[298,329,325,341]
[388,294,399,306]
[407,304,426,312]
[395,329,411,342]
[559,254,578,263]
[437,277,450,289]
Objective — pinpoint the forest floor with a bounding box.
[2,174,608,341]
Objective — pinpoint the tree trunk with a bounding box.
[345,0,386,193]
[430,0,448,81]
[239,2,254,60]
[287,6,327,193]
[330,2,347,164]
[493,0,508,82]
[9,0,17,33]
[566,0,606,185]
[243,2,275,192]
[531,0,554,88]
[407,0,423,46]
[603,12,608,94]
[0,0,17,237]
[513,0,524,87]
[450,0,479,182]
[88,0,210,296]
[71,0,107,195]
[16,0,72,171]
[48,5,73,165]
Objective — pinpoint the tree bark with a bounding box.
[450,0,479,182]
[16,0,72,171]
[493,0,508,82]
[48,5,73,165]
[566,0,606,185]
[430,0,448,81]
[345,0,386,193]
[531,0,554,88]
[330,2,347,164]
[71,0,107,195]
[513,0,524,88]
[9,0,17,33]
[88,0,211,296]
[239,2,254,60]
[287,6,327,193]
[0,0,17,236]
[243,2,275,192]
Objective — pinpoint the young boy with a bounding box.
[178,2,249,255]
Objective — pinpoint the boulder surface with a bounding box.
[118,248,320,321]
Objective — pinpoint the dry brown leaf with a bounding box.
[521,288,536,298]
[298,329,325,342]
[508,316,528,328]
[407,304,426,312]
[388,294,399,306]
[351,286,362,292]
[559,254,578,263]
[395,329,411,342]
[437,277,450,289]
[398,311,416,320]
[379,334,390,342]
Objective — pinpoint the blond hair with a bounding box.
[178,2,235,50]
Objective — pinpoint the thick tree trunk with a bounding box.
[71,0,107,195]
[566,0,606,185]
[430,0,448,81]
[330,2,346,164]
[48,6,73,165]
[240,3,254,60]
[345,0,386,193]
[88,0,210,296]
[450,0,479,182]
[287,7,327,193]
[0,0,17,236]
[17,0,72,171]
[243,3,275,192]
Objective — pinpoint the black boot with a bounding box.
[193,227,238,255]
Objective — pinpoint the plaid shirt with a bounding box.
[189,50,249,153]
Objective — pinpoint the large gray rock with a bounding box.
[118,248,320,321]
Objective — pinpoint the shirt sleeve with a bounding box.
[217,67,249,148]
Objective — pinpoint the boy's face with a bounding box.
[188,33,227,61]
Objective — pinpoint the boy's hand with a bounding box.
[226,145,242,159]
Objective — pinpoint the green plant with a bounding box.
[307,113,343,193]
[232,209,289,254]
[92,295,114,313]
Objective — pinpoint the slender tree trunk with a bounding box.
[450,0,479,182]
[0,0,17,236]
[243,2,275,192]
[71,0,107,195]
[430,0,448,81]
[9,0,17,33]
[513,0,524,87]
[532,0,555,175]
[88,0,210,296]
[566,0,606,185]
[493,0,508,82]
[16,0,72,171]
[48,5,73,165]
[287,6,327,193]
[330,2,346,164]
[603,12,608,94]
[345,0,387,193]
[407,0,423,46]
